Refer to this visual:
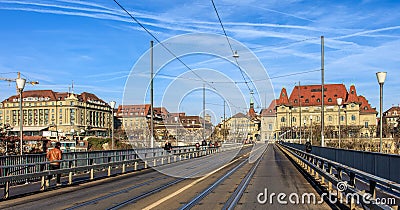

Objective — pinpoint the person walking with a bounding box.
[47,142,62,186]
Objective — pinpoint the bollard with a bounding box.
[40,176,46,191]
[90,168,94,180]
[69,172,73,185]
[134,162,138,171]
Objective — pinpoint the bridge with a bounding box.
[0,142,399,209]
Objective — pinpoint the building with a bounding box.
[270,84,377,142]
[0,90,113,140]
[217,94,261,143]
[260,99,277,140]
[382,106,400,138]
[115,104,213,146]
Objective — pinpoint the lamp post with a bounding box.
[16,75,26,155]
[376,72,387,153]
[174,116,178,146]
[109,101,116,150]
[337,98,343,148]
[310,115,313,145]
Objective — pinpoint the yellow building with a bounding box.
[1,90,113,139]
[270,84,377,142]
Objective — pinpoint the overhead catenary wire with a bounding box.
[210,0,260,108]
[112,0,238,110]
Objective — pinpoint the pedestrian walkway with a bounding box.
[237,143,332,209]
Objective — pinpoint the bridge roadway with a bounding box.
[0,143,332,210]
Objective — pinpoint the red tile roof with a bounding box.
[116,104,151,117]
[260,99,277,117]
[288,84,347,107]
[2,90,107,105]
[274,84,376,114]
[278,88,290,106]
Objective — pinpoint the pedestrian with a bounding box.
[164,140,172,153]
[195,142,200,150]
[47,142,62,186]
[305,140,312,153]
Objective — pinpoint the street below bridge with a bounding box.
[0,143,333,210]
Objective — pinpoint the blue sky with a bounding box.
[0,0,399,122]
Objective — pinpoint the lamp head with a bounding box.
[109,101,116,109]
[16,78,26,90]
[376,72,387,84]
[233,50,239,58]
[336,97,343,106]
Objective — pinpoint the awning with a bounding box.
[11,126,49,132]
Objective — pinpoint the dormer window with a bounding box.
[317,99,320,103]
[305,99,309,103]
[294,99,297,103]
[328,98,332,102]
[364,106,368,110]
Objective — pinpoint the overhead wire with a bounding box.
[210,0,261,108]
[111,0,242,112]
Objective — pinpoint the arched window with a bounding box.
[281,117,285,122]
[292,117,296,122]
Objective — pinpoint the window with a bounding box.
[317,99,320,103]
[328,116,332,121]
[294,99,297,104]
[305,99,309,103]
[351,115,356,121]
[340,116,344,121]
[364,121,369,128]
[281,117,285,122]
[269,124,272,130]
[364,106,368,110]
[292,117,296,122]
[328,98,332,102]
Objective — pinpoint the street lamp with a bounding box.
[337,98,343,148]
[16,76,26,155]
[174,116,178,146]
[310,115,313,145]
[109,101,116,150]
[376,72,387,153]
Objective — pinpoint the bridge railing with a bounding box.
[278,142,400,210]
[0,146,198,178]
[0,143,243,199]
[280,142,400,184]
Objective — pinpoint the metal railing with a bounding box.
[0,144,242,199]
[278,142,400,210]
[280,142,400,183]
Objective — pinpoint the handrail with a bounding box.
[278,142,399,209]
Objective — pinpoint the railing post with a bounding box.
[90,168,94,180]
[108,166,111,176]
[369,180,377,199]
[40,175,46,191]
[122,163,126,173]
[144,161,148,169]
[134,162,138,171]
[327,164,333,192]
[68,171,73,185]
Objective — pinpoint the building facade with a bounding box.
[1,90,112,140]
[270,84,377,142]
[382,106,400,138]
